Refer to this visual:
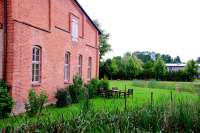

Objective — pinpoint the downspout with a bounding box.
[3,0,7,80]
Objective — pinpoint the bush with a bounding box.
[55,89,71,108]
[85,79,99,99]
[99,78,109,91]
[68,75,84,103]
[25,89,48,117]
[0,80,14,119]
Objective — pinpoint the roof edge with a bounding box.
[74,0,102,35]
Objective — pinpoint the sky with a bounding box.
[77,0,200,62]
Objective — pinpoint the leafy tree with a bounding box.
[142,60,155,79]
[94,20,112,59]
[184,60,198,81]
[153,56,167,80]
[133,51,151,63]
[173,56,181,63]
[122,53,143,79]
[161,54,173,63]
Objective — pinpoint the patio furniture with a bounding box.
[112,87,120,97]
[105,90,113,98]
[99,88,106,97]
[127,89,134,97]
[119,89,134,98]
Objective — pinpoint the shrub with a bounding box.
[99,78,109,91]
[68,75,84,103]
[25,89,48,117]
[85,79,99,99]
[0,80,14,119]
[55,89,71,108]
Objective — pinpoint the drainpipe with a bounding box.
[3,0,7,80]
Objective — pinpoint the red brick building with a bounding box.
[0,0,100,114]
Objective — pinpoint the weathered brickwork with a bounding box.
[0,0,3,79]
[3,0,100,114]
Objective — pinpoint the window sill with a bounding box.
[32,83,41,87]
[64,81,71,84]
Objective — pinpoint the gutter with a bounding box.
[3,0,7,80]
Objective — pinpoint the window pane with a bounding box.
[36,48,40,56]
[36,55,39,61]
[71,17,78,41]
[64,53,70,81]
[32,46,41,83]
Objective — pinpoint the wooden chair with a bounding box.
[112,87,120,97]
[127,89,134,97]
[99,87,106,97]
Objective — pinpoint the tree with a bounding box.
[94,20,112,59]
[101,59,118,79]
[142,60,155,79]
[153,56,167,80]
[133,51,151,63]
[161,54,173,63]
[173,56,181,63]
[184,60,198,81]
[122,53,143,79]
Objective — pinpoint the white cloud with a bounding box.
[78,0,200,62]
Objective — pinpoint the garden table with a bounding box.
[112,89,120,97]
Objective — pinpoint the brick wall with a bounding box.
[0,0,3,79]
[6,0,100,114]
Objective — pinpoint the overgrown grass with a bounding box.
[0,80,199,131]
[2,97,200,132]
[130,80,200,93]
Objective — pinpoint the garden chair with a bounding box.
[99,87,106,97]
[127,89,134,97]
[112,87,120,97]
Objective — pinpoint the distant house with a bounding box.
[166,63,200,73]
[0,0,101,114]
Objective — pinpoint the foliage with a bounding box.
[94,20,112,59]
[139,60,155,79]
[153,56,167,80]
[0,80,14,119]
[98,77,109,91]
[173,56,181,63]
[1,80,200,129]
[161,54,173,63]
[122,53,143,79]
[2,99,200,132]
[25,89,48,117]
[133,51,152,63]
[68,75,84,103]
[55,89,71,108]
[184,60,198,81]
[85,79,100,99]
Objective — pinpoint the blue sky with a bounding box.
[78,0,200,62]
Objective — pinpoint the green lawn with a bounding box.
[0,80,199,128]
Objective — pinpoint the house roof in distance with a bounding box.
[166,63,200,67]
[74,0,101,34]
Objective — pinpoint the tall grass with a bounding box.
[132,80,200,93]
[1,95,200,132]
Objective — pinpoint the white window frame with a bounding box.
[32,46,41,84]
[64,52,70,82]
[71,17,78,42]
[78,55,82,76]
[87,57,92,80]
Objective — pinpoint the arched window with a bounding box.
[87,57,92,80]
[32,46,41,83]
[78,55,82,76]
[64,52,70,82]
